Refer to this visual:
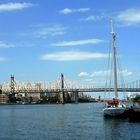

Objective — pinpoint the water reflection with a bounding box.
[0,104,140,140]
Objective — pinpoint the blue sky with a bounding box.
[0,0,140,88]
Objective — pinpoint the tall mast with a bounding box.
[111,21,118,98]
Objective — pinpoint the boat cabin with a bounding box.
[107,99,119,107]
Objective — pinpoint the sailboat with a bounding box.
[103,22,126,117]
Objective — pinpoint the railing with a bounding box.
[2,87,140,93]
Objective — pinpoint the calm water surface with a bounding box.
[0,103,140,140]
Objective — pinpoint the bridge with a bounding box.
[1,74,140,103]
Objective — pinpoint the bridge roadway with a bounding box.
[6,88,140,93]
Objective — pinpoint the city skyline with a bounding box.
[0,0,140,87]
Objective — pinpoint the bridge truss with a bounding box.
[1,75,140,94]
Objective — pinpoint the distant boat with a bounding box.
[103,21,126,117]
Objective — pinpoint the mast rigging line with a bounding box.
[104,21,126,99]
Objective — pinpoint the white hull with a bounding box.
[103,107,126,117]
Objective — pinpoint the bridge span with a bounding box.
[1,74,140,103]
[4,88,140,94]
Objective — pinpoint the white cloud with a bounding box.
[59,8,90,14]
[84,78,94,82]
[80,12,108,21]
[0,57,7,61]
[78,69,133,79]
[90,69,133,77]
[84,15,96,21]
[81,15,104,21]
[40,51,108,61]
[0,2,34,12]
[91,70,108,77]
[120,69,133,77]
[85,78,97,83]
[78,69,133,87]
[34,25,66,38]
[78,72,89,77]
[116,9,140,26]
[50,39,104,47]
[0,41,15,48]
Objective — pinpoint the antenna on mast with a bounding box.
[111,20,114,34]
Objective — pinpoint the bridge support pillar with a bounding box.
[60,92,65,104]
[74,91,79,103]
[60,73,65,104]
[9,75,16,103]
[10,75,15,95]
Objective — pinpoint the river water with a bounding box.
[0,103,140,140]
